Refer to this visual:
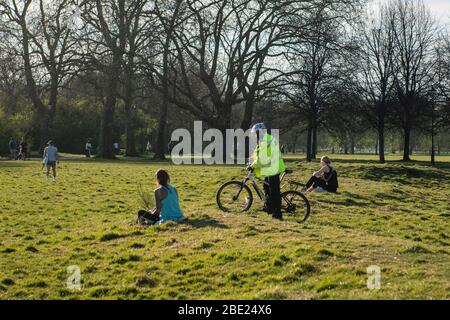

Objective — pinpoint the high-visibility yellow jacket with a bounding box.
[250,132,286,178]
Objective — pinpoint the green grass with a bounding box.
[0,156,449,299]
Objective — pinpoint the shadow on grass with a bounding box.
[180,216,229,229]
[284,156,450,167]
[356,166,450,184]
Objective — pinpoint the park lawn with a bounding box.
[0,157,449,300]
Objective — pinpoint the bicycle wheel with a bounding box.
[216,181,253,212]
[281,191,311,222]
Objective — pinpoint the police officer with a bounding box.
[247,123,286,220]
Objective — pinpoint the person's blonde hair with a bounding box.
[321,156,331,164]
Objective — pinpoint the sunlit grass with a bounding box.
[0,156,449,299]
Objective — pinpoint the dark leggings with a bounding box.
[305,176,329,191]
[138,210,160,223]
[263,174,282,219]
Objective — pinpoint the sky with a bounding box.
[425,0,450,24]
[373,0,450,26]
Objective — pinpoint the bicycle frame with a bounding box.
[242,172,266,201]
[240,170,291,202]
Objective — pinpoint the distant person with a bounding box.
[19,138,28,160]
[137,169,185,225]
[8,138,17,160]
[85,140,92,158]
[43,140,58,180]
[146,141,152,153]
[113,142,120,154]
[301,156,338,193]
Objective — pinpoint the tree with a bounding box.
[323,83,368,154]
[276,1,359,161]
[0,0,79,152]
[119,0,153,157]
[149,0,184,160]
[77,0,146,158]
[150,0,301,136]
[357,3,395,163]
[387,0,437,161]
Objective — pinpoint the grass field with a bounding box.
[0,154,449,299]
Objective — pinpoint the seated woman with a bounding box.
[301,156,338,193]
[138,169,185,225]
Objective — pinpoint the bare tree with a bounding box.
[0,0,79,152]
[357,3,395,163]
[119,0,154,156]
[434,33,450,129]
[149,0,184,160]
[0,35,25,114]
[388,0,437,161]
[275,1,359,161]
[77,0,149,158]
[150,0,302,132]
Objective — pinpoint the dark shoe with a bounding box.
[272,215,283,221]
[262,205,272,215]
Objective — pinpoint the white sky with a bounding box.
[373,0,450,26]
[424,0,450,24]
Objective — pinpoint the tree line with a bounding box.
[0,0,449,162]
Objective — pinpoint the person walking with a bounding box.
[43,140,58,180]
[248,123,286,221]
[85,140,92,158]
[113,142,120,155]
[19,138,28,160]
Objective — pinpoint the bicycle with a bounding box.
[216,169,311,222]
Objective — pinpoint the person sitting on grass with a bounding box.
[301,156,338,193]
[138,169,185,225]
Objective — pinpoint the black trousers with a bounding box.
[305,176,328,190]
[263,174,282,218]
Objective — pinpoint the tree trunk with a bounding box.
[241,99,254,131]
[350,136,355,154]
[344,144,349,154]
[154,1,181,160]
[125,117,137,156]
[375,137,378,155]
[99,95,116,159]
[378,119,385,163]
[154,101,168,160]
[99,62,120,159]
[402,125,411,161]
[219,107,232,163]
[38,108,50,153]
[124,98,137,156]
[292,135,298,154]
[306,121,312,162]
[124,47,137,157]
[311,117,317,159]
